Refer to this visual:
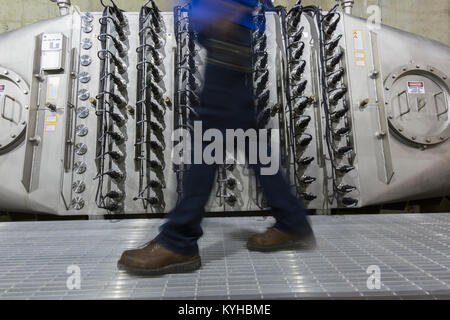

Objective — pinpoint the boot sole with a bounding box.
[247,238,317,253]
[117,258,201,276]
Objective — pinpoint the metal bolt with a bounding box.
[126,105,135,115]
[22,121,26,125]
[392,74,396,78]
[426,138,431,143]
[359,98,369,108]
[24,90,28,95]
[11,134,16,138]
[443,76,447,80]
[440,137,444,140]
[416,65,420,68]
[388,115,393,119]
[16,78,21,83]
[4,70,8,75]
[398,128,403,132]
[411,136,416,140]
[88,97,97,107]
[376,131,386,139]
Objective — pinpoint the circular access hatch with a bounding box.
[0,66,29,151]
[384,64,450,146]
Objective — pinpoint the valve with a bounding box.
[342,197,358,207]
[105,190,124,200]
[150,82,164,101]
[327,68,345,87]
[300,175,316,184]
[331,107,348,120]
[291,42,305,60]
[225,195,237,206]
[293,96,312,115]
[149,140,164,153]
[326,51,344,72]
[290,26,304,42]
[324,15,340,36]
[255,51,268,70]
[336,146,353,156]
[334,126,351,137]
[292,80,308,97]
[291,60,306,80]
[298,134,313,147]
[329,86,347,105]
[337,165,355,174]
[256,90,270,110]
[295,115,311,130]
[106,150,124,162]
[110,112,126,127]
[298,156,315,166]
[337,184,357,193]
[104,170,124,182]
[325,35,342,54]
[149,159,164,171]
[226,178,237,190]
[301,193,317,201]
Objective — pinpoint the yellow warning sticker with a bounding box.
[352,30,366,67]
[45,124,57,132]
[44,114,58,133]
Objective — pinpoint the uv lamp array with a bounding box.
[0,1,449,215]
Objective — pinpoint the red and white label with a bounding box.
[407,81,425,94]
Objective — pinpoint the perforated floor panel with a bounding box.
[1,214,450,300]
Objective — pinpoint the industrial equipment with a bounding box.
[0,0,449,215]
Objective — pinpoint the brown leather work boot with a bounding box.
[117,239,201,275]
[247,227,316,252]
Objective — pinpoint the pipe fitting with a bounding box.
[50,0,72,16]
[340,0,354,15]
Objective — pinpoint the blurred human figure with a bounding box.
[118,0,315,275]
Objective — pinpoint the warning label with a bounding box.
[0,84,5,96]
[407,81,425,94]
[44,114,58,133]
[352,30,366,68]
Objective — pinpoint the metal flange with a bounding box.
[0,66,30,151]
[384,64,450,146]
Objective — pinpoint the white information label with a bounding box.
[407,81,425,94]
[42,33,64,51]
[45,124,57,132]
[45,115,58,123]
[353,30,364,50]
[46,77,60,102]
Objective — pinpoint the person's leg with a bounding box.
[251,163,312,235]
[244,131,315,252]
[156,161,217,255]
[117,139,217,274]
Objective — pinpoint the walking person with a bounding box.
[118,0,315,275]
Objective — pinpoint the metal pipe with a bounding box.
[50,0,72,16]
[340,0,354,15]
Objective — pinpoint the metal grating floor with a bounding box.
[1,214,450,300]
